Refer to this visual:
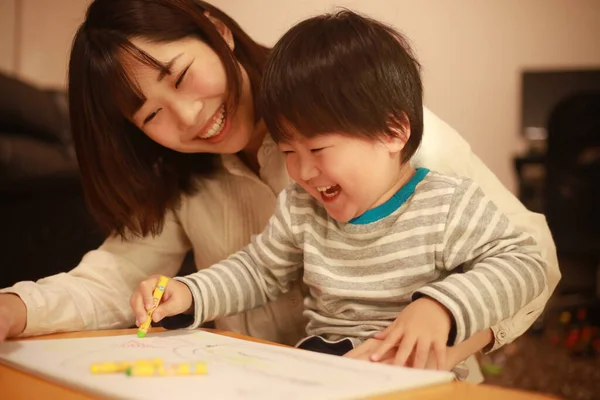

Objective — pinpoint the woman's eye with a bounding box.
[175,64,191,88]
[143,108,162,125]
[282,150,294,155]
[311,148,324,154]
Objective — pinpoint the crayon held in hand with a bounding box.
[137,276,170,338]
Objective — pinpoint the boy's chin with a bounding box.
[325,209,355,224]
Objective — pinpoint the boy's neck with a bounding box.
[371,163,416,209]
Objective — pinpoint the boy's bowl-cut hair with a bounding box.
[259,9,423,162]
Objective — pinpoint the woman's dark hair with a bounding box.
[259,9,423,162]
[69,0,269,238]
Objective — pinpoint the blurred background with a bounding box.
[0,1,599,398]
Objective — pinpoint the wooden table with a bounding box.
[0,328,560,400]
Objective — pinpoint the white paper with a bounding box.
[0,330,453,399]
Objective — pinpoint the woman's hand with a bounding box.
[129,276,193,326]
[0,294,27,341]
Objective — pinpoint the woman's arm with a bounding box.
[0,211,191,339]
[415,107,560,350]
[444,328,493,369]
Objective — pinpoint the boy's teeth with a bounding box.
[317,186,333,192]
[317,185,340,198]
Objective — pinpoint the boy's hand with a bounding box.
[369,297,453,369]
[345,338,459,371]
[130,276,193,326]
[344,338,397,363]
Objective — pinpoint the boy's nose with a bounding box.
[298,158,320,181]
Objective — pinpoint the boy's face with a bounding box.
[279,132,406,222]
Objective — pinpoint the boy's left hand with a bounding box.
[358,297,453,369]
[345,338,457,371]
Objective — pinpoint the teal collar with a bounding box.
[349,168,430,225]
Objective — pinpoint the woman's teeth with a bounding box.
[199,105,226,139]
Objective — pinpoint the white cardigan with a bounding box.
[2,108,560,355]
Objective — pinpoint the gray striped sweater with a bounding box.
[178,170,547,345]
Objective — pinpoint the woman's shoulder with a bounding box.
[413,107,472,176]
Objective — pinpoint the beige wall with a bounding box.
[212,0,600,192]
[6,0,600,192]
[16,0,91,88]
[0,0,17,75]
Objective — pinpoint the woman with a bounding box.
[0,0,558,372]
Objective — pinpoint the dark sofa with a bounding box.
[0,73,104,288]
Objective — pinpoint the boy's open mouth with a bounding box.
[317,184,341,202]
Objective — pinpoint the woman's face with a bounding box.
[125,36,255,154]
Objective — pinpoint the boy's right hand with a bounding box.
[130,276,193,327]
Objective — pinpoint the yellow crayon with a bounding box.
[126,362,207,377]
[90,361,131,374]
[90,359,163,374]
[137,276,170,338]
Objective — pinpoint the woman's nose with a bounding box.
[173,98,203,130]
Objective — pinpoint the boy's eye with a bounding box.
[311,148,324,153]
[282,150,294,155]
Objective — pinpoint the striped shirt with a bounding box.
[178,169,547,345]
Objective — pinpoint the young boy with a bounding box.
[131,10,547,379]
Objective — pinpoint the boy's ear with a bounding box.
[385,113,411,154]
[204,11,235,50]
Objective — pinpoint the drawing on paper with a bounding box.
[56,331,388,386]
[0,330,454,400]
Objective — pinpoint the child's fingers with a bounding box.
[152,292,190,322]
[411,339,431,369]
[150,280,188,322]
[152,299,177,322]
[343,342,373,360]
[370,346,399,365]
[432,340,447,370]
[129,292,147,326]
[394,334,416,366]
[151,303,167,323]
[161,288,172,302]
[370,328,403,361]
[373,325,392,339]
[345,338,396,361]
[372,345,399,364]
[139,276,161,310]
